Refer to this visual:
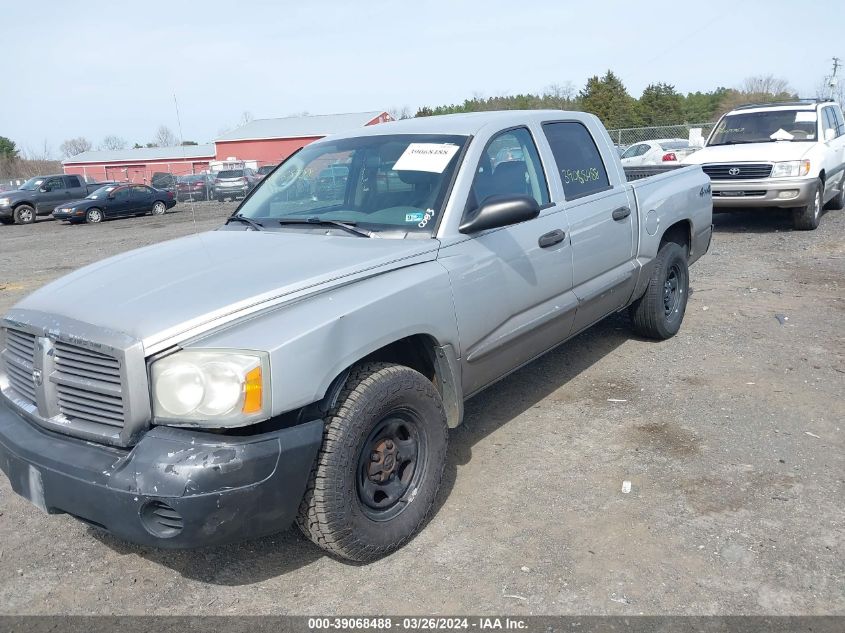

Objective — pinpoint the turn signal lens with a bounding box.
[242,366,263,414]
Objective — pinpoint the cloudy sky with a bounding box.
[1,0,842,156]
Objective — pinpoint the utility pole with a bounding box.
[822,57,841,100]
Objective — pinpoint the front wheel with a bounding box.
[13,204,35,225]
[629,241,689,340]
[792,180,823,230]
[297,362,448,562]
[151,201,167,216]
[85,207,103,224]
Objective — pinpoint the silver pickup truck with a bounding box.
[0,111,712,562]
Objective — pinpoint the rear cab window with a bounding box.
[65,176,82,188]
[542,122,611,200]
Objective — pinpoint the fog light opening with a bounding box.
[139,500,184,538]
[777,190,800,199]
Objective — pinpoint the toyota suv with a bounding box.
[683,99,845,229]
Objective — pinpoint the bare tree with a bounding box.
[239,111,254,126]
[152,125,178,147]
[388,106,412,120]
[741,75,794,96]
[59,137,92,158]
[100,135,127,151]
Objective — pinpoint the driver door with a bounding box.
[36,176,69,213]
[438,127,576,396]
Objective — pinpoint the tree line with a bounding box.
[410,72,798,129]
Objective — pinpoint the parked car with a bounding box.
[255,165,277,182]
[314,164,349,200]
[682,99,845,229]
[176,174,214,201]
[52,183,176,224]
[620,139,697,166]
[0,110,711,562]
[150,172,177,195]
[214,168,258,201]
[0,174,115,225]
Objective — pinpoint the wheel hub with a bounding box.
[368,438,399,483]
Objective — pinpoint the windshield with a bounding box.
[86,185,117,199]
[709,110,817,145]
[659,140,690,150]
[19,177,45,191]
[237,133,468,237]
[218,170,244,178]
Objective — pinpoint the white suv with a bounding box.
[683,99,845,230]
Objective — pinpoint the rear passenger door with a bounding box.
[541,120,636,335]
[822,106,845,196]
[129,185,154,214]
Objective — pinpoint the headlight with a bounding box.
[770,160,811,178]
[0,198,10,206]
[150,349,270,427]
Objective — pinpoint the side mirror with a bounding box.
[459,194,540,234]
[824,128,836,142]
[107,193,115,199]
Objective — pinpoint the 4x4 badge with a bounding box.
[31,369,43,386]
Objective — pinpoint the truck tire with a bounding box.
[792,180,822,230]
[85,208,103,224]
[13,204,35,225]
[629,241,689,340]
[296,362,448,562]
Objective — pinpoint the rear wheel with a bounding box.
[151,201,167,215]
[85,208,103,224]
[13,204,35,225]
[792,180,823,230]
[629,242,689,340]
[297,362,448,562]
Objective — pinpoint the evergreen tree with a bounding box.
[578,71,641,128]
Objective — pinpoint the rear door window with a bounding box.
[542,122,611,200]
[65,175,82,188]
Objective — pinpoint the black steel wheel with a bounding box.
[297,362,447,562]
[630,241,689,340]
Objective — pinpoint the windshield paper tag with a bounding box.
[794,111,816,123]
[393,143,460,173]
[405,212,425,222]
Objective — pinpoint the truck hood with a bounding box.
[13,229,439,349]
[682,142,814,165]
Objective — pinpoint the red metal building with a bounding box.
[213,111,392,167]
[62,111,392,182]
[63,145,216,184]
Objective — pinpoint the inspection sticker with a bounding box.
[794,111,817,123]
[405,212,425,222]
[393,143,460,173]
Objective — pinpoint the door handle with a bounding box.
[612,206,631,221]
[538,229,566,248]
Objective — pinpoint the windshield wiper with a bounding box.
[278,217,374,238]
[225,214,265,231]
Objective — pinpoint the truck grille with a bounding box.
[3,329,37,402]
[701,164,773,180]
[1,328,126,429]
[53,341,125,427]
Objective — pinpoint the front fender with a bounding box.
[188,261,461,420]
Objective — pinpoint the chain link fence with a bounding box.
[606,122,717,147]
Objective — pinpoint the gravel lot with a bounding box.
[0,201,842,615]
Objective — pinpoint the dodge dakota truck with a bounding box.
[682,99,845,230]
[0,174,116,225]
[0,111,712,562]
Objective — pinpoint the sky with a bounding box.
[1,0,843,157]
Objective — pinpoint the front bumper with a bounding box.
[0,205,12,219]
[215,186,250,196]
[710,177,816,208]
[52,208,83,220]
[0,396,323,548]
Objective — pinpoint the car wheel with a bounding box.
[792,180,823,230]
[297,362,448,562]
[85,208,103,224]
[151,201,167,216]
[629,241,689,340]
[13,204,35,225]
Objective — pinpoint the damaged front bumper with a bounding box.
[0,397,323,548]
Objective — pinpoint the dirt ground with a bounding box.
[0,201,842,615]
